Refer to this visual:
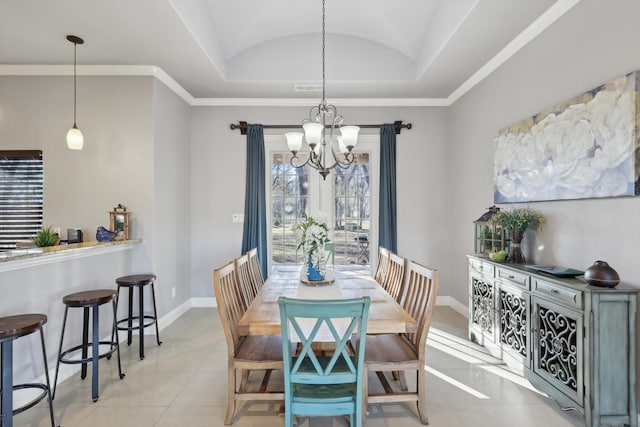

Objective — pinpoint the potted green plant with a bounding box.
[32,225,59,247]
[489,208,545,263]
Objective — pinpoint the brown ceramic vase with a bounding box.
[584,260,620,287]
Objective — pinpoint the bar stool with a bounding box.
[113,274,162,360]
[53,289,124,402]
[0,314,56,427]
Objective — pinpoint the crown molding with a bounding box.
[0,64,195,105]
[191,97,449,107]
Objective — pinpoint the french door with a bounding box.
[266,135,378,271]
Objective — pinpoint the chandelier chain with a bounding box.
[321,0,326,105]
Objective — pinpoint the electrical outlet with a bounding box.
[171,287,176,298]
[232,214,244,223]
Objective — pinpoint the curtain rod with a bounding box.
[229,120,412,135]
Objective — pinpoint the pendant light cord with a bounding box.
[73,41,77,126]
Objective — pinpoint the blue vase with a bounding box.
[307,256,325,281]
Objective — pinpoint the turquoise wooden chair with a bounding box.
[278,296,371,427]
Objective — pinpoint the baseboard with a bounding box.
[436,296,468,318]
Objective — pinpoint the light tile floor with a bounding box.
[15,306,585,427]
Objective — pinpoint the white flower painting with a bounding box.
[494,72,640,203]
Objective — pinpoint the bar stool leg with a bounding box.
[1,339,14,427]
[111,299,125,380]
[151,283,163,346]
[38,328,57,427]
[81,307,90,380]
[127,287,133,346]
[91,305,99,402]
[52,307,70,400]
[138,284,145,359]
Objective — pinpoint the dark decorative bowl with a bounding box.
[584,260,620,287]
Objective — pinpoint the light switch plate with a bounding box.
[232,214,244,223]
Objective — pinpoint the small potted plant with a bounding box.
[489,208,545,263]
[32,225,59,247]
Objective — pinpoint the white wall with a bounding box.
[0,74,192,316]
[152,79,192,312]
[446,0,640,305]
[189,106,449,299]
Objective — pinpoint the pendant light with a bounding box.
[66,35,84,150]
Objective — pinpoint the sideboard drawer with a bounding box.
[496,267,530,289]
[469,258,494,276]
[533,278,583,309]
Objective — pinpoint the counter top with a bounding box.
[0,240,139,272]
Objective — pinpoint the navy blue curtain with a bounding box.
[241,124,268,278]
[379,124,397,253]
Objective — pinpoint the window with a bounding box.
[268,135,378,271]
[0,150,43,250]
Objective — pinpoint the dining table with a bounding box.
[237,265,417,337]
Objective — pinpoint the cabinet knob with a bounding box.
[550,289,559,294]
[508,275,515,279]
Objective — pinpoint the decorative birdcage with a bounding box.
[474,206,507,254]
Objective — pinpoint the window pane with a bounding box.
[272,153,308,265]
[333,153,370,265]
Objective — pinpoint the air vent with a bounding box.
[294,84,323,92]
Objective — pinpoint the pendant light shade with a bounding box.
[66,125,83,150]
[66,35,84,150]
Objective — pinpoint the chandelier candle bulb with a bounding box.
[285,132,304,153]
[340,125,360,150]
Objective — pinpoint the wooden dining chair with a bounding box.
[247,247,265,288]
[381,253,407,303]
[278,296,371,427]
[234,253,258,310]
[363,261,439,424]
[373,246,391,285]
[213,262,285,425]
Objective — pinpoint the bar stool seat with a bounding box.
[0,314,56,427]
[53,289,124,402]
[114,274,162,360]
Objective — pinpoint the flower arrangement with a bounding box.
[489,208,546,263]
[294,214,331,279]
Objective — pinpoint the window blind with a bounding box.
[0,150,43,250]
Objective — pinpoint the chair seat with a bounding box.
[235,335,283,364]
[294,383,355,401]
[364,334,419,367]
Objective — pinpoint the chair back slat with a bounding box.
[213,262,245,357]
[402,261,439,354]
[247,247,265,287]
[382,253,407,303]
[235,254,257,309]
[374,247,391,285]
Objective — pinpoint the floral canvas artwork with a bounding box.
[494,71,640,203]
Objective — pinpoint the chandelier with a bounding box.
[285,0,359,180]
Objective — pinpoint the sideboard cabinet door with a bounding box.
[531,295,584,406]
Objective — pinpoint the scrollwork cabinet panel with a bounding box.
[532,296,583,406]
[498,283,530,370]
[468,266,499,357]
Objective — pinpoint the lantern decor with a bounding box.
[474,206,507,255]
[109,204,130,240]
